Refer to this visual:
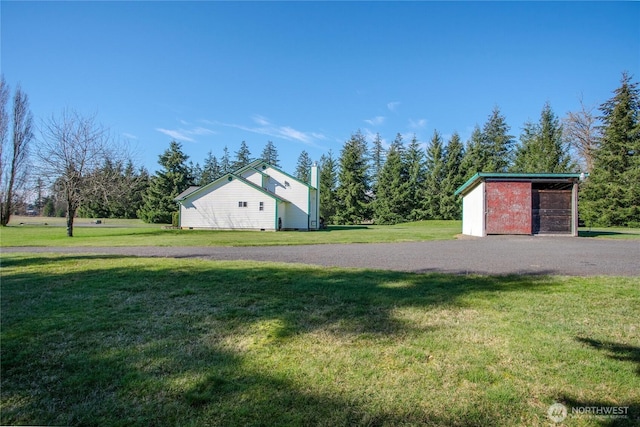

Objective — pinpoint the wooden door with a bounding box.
[485,181,532,234]
[532,189,572,234]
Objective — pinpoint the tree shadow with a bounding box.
[576,337,640,376]
[322,225,370,231]
[0,254,568,425]
[579,230,639,238]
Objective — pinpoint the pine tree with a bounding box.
[261,140,280,167]
[422,130,446,219]
[460,125,485,180]
[138,140,192,224]
[189,161,202,186]
[232,141,252,170]
[335,130,371,224]
[512,103,572,173]
[405,134,426,221]
[374,134,409,224]
[200,151,221,184]
[440,132,465,220]
[581,73,640,226]
[319,150,338,224]
[220,146,231,174]
[371,132,385,194]
[482,107,515,172]
[295,150,313,183]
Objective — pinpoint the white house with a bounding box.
[175,160,320,231]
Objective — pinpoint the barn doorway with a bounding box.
[531,182,573,234]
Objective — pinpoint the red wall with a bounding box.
[485,181,532,235]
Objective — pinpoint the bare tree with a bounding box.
[0,79,34,226]
[563,96,601,172]
[0,77,9,202]
[37,110,113,236]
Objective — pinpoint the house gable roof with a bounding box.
[174,186,201,201]
[454,172,586,196]
[235,160,313,189]
[175,173,291,203]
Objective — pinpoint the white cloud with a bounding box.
[252,115,271,126]
[210,116,325,147]
[387,101,401,112]
[156,128,195,142]
[191,127,215,136]
[155,125,216,142]
[122,132,138,140]
[409,118,427,129]
[364,116,385,126]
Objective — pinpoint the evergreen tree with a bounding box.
[79,159,149,219]
[512,103,572,173]
[220,146,231,174]
[232,141,252,170]
[370,132,385,194]
[335,130,371,224]
[581,73,640,226]
[405,134,426,221]
[189,161,203,186]
[482,107,515,172]
[200,151,221,184]
[319,150,338,224]
[295,150,313,183]
[261,140,281,167]
[422,130,446,219]
[460,125,485,180]
[440,132,465,220]
[138,141,192,224]
[374,134,409,224]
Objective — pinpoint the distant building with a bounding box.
[175,160,320,231]
[455,173,585,237]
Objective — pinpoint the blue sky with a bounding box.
[2,1,639,175]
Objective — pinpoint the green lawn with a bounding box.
[1,253,638,426]
[3,216,640,248]
[0,219,461,247]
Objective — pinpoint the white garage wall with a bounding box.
[462,182,485,237]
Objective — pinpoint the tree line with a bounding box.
[1,73,638,235]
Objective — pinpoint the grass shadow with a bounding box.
[322,225,370,231]
[576,337,640,376]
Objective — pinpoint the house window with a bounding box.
[238,201,247,208]
[259,202,264,211]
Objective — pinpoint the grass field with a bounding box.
[0,218,462,247]
[2,216,640,247]
[1,253,638,426]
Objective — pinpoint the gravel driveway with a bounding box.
[4,236,639,276]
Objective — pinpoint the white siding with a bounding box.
[180,178,276,230]
[462,182,485,237]
[263,166,311,229]
[240,169,263,187]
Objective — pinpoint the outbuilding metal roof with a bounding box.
[454,172,586,196]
